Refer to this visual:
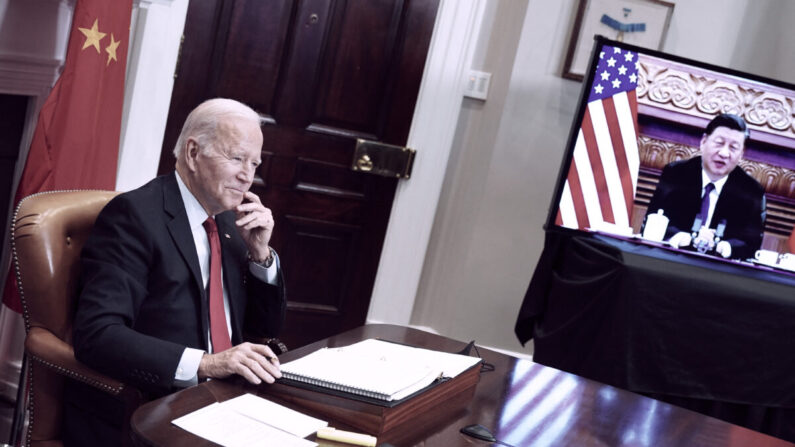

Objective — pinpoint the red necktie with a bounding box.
[202,217,232,352]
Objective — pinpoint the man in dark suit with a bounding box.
[67,98,286,445]
[644,114,765,260]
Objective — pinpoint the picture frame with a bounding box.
[562,0,674,81]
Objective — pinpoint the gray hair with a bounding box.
[172,98,261,158]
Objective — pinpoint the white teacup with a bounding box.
[779,253,795,270]
[643,209,669,242]
[755,249,779,265]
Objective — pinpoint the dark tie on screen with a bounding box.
[697,182,715,226]
[203,217,233,352]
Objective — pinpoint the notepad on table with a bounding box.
[279,338,481,402]
[172,393,327,447]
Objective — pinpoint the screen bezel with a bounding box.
[544,35,795,237]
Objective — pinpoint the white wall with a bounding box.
[411,0,795,354]
[728,0,795,84]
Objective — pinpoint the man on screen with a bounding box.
[67,98,286,445]
[643,113,765,260]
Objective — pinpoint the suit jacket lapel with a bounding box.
[712,167,739,227]
[684,157,704,226]
[162,173,209,345]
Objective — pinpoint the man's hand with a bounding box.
[715,240,732,258]
[198,342,281,384]
[669,231,692,249]
[693,227,716,253]
[235,191,274,262]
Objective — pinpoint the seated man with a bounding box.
[68,98,286,445]
[643,113,765,259]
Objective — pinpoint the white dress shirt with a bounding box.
[173,172,278,383]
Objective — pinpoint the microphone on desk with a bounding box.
[690,217,711,252]
[690,217,703,236]
[458,340,476,356]
[715,219,726,241]
[456,340,496,373]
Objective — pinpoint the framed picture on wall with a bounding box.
[562,0,674,81]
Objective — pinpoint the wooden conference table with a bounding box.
[131,324,792,446]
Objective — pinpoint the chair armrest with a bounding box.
[25,326,126,395]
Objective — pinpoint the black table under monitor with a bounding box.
[516,231,795,443]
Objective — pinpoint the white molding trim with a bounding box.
[401,323,532,361]
[366,0,487,325]
[0,310,24,403]
[486,344,532,362]
[136,0,176,6]
[116,0,188,191]
[0,56,61,97]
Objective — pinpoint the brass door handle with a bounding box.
[356,154,374,172]
[351,139,415,179]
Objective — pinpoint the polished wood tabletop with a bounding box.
[131,324,793,446]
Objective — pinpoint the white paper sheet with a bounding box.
[172,394,327,447]
[220,393,327,438]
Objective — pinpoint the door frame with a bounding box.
[367,0,487,326]
[114,0,488,327]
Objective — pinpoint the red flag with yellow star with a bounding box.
[2,0,132,312]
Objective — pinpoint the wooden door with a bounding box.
[158,0,440,348]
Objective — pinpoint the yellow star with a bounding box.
[78,18,106,53]
[105,34,121,66]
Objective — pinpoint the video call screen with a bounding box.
[548,36,795,271]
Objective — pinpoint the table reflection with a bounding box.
[497,361,580,446]
[493,360,769,447]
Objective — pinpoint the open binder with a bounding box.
[278,339,480,404]
[265,338,483,434]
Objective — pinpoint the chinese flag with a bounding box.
[2,0,132,312]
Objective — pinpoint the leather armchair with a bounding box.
[11,190,141,447]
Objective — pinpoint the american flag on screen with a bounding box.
[556,45,640,231]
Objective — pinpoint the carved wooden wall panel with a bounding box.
[637,55,795,142]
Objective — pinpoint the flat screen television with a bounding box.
[547,36,795,273]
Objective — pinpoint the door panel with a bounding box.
[312,0,403,130]
[160,0,440,348]
[214,0,293,114]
